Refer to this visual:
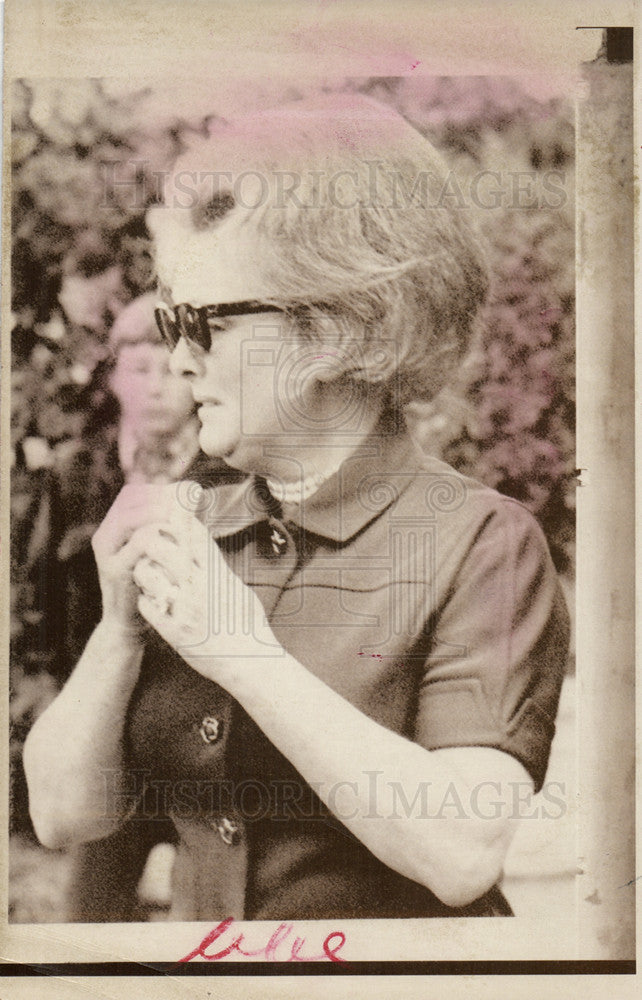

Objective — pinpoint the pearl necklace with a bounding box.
[265,466,338,505]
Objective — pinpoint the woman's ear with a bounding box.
[302,313,354,384]
[311,351,348,384]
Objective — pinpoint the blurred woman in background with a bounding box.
[56,292,202,699]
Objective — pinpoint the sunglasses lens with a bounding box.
[154,306,180,350]
[154,304,211,353]
[176,304,211,353]
[155,300,283,353]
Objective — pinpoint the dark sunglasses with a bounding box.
[154,300,285,353]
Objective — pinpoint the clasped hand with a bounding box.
[91,483,279,681]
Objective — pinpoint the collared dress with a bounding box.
[125,427,570,919]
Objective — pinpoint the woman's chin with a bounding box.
[198,426,244,465]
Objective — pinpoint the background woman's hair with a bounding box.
[107,291,164,357]
[148,94,489,408]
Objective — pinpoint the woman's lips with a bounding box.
[197,401,221,417]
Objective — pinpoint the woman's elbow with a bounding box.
[27,792,115,852]
[431,863,502,910]
[24,772,72,851]
[418,835,507,909]
[29,812,75,852]
[23,728,85,850]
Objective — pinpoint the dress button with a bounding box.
[270,526,287,555]
[199,716,221,744]
[216,816,241,846]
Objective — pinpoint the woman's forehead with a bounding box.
[152,212,275,307]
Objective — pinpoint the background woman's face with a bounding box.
[110,342,195,439]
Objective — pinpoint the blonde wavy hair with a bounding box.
[148,93,488,410]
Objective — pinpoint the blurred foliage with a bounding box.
[10,77,575,835]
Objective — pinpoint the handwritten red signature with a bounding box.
[178,917,347,963]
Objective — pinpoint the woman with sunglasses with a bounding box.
[24,95,569,920]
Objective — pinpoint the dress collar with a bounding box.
[203,424,422,544]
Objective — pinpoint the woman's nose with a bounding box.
[168,336,202,378]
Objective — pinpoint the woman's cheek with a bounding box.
[167,379,196,423]
[114,375,145,422]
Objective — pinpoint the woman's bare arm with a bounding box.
[23,483,181,850]
[23,621,144,849]
[135,514,533,909]
[202,650,530,908]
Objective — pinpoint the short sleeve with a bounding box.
[414,498,570,792]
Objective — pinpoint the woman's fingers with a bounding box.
[89,482,213,633]
[155,512,208,569]
[129,520,211,643]
[137,590,167,633]
[132,555,179,602]
[110,523,172,574]
[92,482,203,560]
[128,519,208,578]
[117,504,279,664]
[136,563,210,649]
[93,509,170,561]
[128,530,185,580]
[132,519,280,669]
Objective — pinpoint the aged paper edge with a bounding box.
[0,0,638,995]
